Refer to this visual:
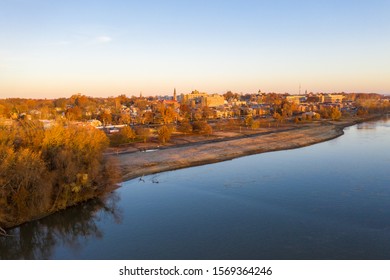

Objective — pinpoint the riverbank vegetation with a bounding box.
[0,120,119,230]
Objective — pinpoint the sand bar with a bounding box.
[117,123,346,182]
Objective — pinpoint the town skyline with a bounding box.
[1,0,390,98]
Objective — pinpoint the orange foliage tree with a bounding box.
[0,120,118,229]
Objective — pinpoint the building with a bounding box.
[178,90,225,107]
[204,94,225,107]
[323,94,344,103]
[285,95,306,104]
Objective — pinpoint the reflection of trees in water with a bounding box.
[357,123,377,130]
[0,192,122,260]
[357,117,390,130]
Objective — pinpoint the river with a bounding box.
[1,118,390,259]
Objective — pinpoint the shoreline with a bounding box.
[1,115,384,232]
[116,115,383,182]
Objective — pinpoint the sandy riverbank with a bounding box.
[116,123,345,182]
[115,114,388,181]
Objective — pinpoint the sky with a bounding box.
[1,0,389,98]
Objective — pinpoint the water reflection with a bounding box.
[0,192,121,260]
[357,116,390,130]
[357,123,377,130]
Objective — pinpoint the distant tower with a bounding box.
[173,88,177,101]
[299,84,301,95]
[140,91,143,98]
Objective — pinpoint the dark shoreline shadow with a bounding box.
[0,192,122,260]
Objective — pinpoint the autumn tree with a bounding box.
[245,116,254,127]
[99,110,112,126]
[134,99,149,111]
[157,125,173,144]
[281,102,293,118]
[65,106,82,121]
[223,91,234,101]
[251,120,260,130]
[273,112,283,126]
[41,124,112,209]
[179,104,191,119]
[202,106,213,120]
[232,105,241,118]
[110,126,136,146]
[54,98,67,110]
[330,107,342,121]
[74,95,90,109]
[136,127,151,143]
[143,111,154,124]
[0,145,51,226]
[121,126,136,141]
[178,120,193,135]
[0,121,117,229]
[156,105,177,124]
[319,107,331,119]
[226,119,239,130]
[357,108,368,117]
[192,121,212,136]
[192,109,203,121]
[119,113,131,125]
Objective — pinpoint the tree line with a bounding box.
[0,119,118,230]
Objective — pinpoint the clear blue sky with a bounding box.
[1,0,389,98]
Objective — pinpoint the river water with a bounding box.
[1,118,390,259]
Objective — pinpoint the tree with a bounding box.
[251,120,260,130]
[135,99,149,111]
[110,126,136,146]
[0,121,116,229]
[65,106,82,121]
[119,113,131,125]
[54,98,67,110]
[202,106,213,120]
[41,124,111,207]
[120,126,136,142]
[282,102,292,118]
[157,125,172,144]
[178,120,193,134]
[232,105,241,118]
[357,108,368,117]
[179,104,191,119]
[320,107,331,119]
[143,111,154,124]
[245,115,254,127]
[157,103,177,124]
[224,91,234,101]
[226,119,239,130]
[193,109,203,121]
[75,95,89,109]
[136,127,151,143]
[192,121,212,136]
[202,122,213,136]
[330,107,342,121]
[0,145,51,224]
[99,110,112,126]
[273,112,283,126]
